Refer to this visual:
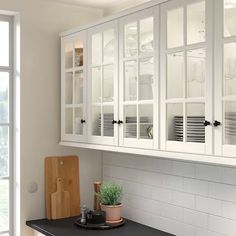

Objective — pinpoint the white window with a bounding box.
[0,15,13,236]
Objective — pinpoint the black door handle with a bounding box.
[203,120,211,126]
[118,120,123,125]
[213,120,221,127]
[112,120,117,124]
[81,119,86,124]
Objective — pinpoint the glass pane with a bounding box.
[187,1,205,45]
[0,72,9,123]
[92,106,101,136]
[75,71,83,104]
[103,65,114,102]
[92,67,101,103]
[65,72,73,105]
[0,126,9,177]
[167,52,184,99]
[125,22,138,57]
[65,42,73,69]
[92,33,102,65]
[187,48,206,98]
[167,8,184,48]
[0,21,9,67]
[139,104,153,139]
[224,0,236,37]
[74,108,83,135]
[139,58,154,100]
[125,105,137,138]
[65,108,73,134]
[224,102,236,145]
[124,60,137,101]
[103,106,114,137]
[186,103,205,143]
[103,29,115,63]
[0,179,9,232]
[224,43,236,95]
[167,103,183,142]
[74,39,83,67]
[140,17,153,54]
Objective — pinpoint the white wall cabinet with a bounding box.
[60,0,236,165]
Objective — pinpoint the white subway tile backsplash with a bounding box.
[196,196,222,215]
[172,191,195,209]
[222,201,236,220]
[183,209,208,228]
[103,152,236,236]
[209,182,236,202]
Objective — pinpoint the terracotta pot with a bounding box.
[100,204,122,222]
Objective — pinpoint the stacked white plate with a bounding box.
[98,113,114,137]
[225,112,236,137]
[174,116,205,143]
[125,116,150,138]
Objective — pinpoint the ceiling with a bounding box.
[47,0,150,10]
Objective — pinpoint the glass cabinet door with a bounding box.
[161,0,213,154]
[215,0,236,157]
[61,32,87,142]
[88,21,118,145]
[119,8,157,149]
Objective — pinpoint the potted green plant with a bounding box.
[98,182,123,223]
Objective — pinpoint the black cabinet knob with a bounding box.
[213,120,221,127]
[112,120,117,124]
[203,120,211,126]
[118,120,123,125]
[81,119,86,124]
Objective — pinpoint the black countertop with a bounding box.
[26,216,175,236]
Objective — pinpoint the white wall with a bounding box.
[103,152,236,236]
[0,1,103,236]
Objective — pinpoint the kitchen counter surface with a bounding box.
[26,216,175,236]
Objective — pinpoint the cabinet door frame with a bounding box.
[215,0,236,157]
[61,31,88,142]
[118,7,159,149]
[160,0,214,154]
[87,20,119,146]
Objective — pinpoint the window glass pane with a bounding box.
[0,21,9,67]
[0,72,9,123]
[124,60,137,101]
[125,105,137,138]
[75,70,83,104]
[103,65,114,103]
[224,42,236,96]
[224,0,236,37]
[167,52,184,99]
[103,106,114,137]
[139,104,153,139]
[65,42,73,69]
[92,33,102,65]
[65,72,73,105]
[125,22,138,57]
[92,67,101,103]
[224,102,236,145]
[187,48,206,98]
[186,103,205,143]
[187,1,205,44]
[167,8,184,48]
[139,58,154,100]
[103,29,114,63]
[167,103,183,142]
[92,106,101,136]
[0,126,9,177]
[74,39,83,67]
[74,108,83,135]
[0,179,9,232]
[140,17,153,54]
[65,108,73,134]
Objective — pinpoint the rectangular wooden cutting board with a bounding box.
[45,156,80,219]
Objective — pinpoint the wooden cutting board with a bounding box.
[51,178,70,219]
[45,156,80,219]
